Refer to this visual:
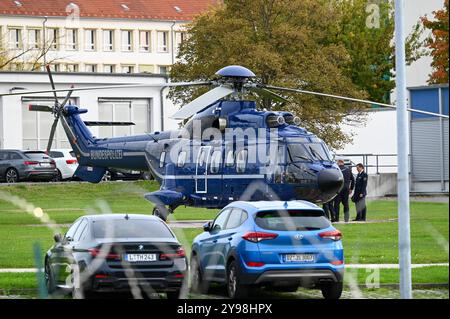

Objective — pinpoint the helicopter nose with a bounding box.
[318,169,344,194]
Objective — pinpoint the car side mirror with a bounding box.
[53,233,62,243]
[203,221,212,232]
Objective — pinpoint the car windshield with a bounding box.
[24,152,50,161]
[93,219,174,239]
[255,209,330,231]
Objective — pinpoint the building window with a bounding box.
[27,29,41,49]
[103,64,115,73]
[66,64,78,72]
[66,28,78,50]
[175,32,187,54]
[121,65,134,73]
[84,29,96,51]
[103,30,114,51]
[139,30,150,52]
[158,65,168,75]
[9,28,22,49]
[85,64,97,72]
[47,28,59,50]
[48,64,60,72]
[121,30,133,51]
[157,31,168,53]
[139,65,154,73]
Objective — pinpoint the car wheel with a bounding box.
[166,289,181,299]
[101,171,112,182]
[52,170,62,182]
[226,260,248,299]
[190,256,209,294]
[45,262,56,295]
[320,282,343,299]
[152,206,168,221]
[5,168,19,183]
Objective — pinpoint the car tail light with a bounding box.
[95,274,109,279]
[24,161,39,166]
[319,230,342,241]
[160,247,186,260]
[173,273,185,279]
[245,261,265,267]
[50,160,56,166]
[66,159,78,165]
[242,232,278,243]
[330,260,343,265]
[88,248,121,261]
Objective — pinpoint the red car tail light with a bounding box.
[160,247,186,260]
[242,232,278,243]
[88,248,121,261]
[66,159,78,165]
[245,261,265,267]
[319,230,342,241]
[24,161,39,166]
[330,260,343,265]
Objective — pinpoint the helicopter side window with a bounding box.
[177,151,187,167]
[225,150,234,167]
[236,149,248,173]
[210,151,222,174]
[159,151,166,168]
[198,150,206,167]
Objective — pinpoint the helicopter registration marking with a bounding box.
[90,150,123,160]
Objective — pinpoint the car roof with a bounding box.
[79,214,163,222]
[228,200,322,212]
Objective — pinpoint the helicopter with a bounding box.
[1,65,446,220]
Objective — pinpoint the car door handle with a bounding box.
[213,239,218,243]
[228,237,233,241]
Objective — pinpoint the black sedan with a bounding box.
[45,214,188,299]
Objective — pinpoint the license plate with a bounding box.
[284,254,315,263]
[40,163,51,167]
[125,254,157,262]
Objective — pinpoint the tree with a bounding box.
[170,0,368,149]
[421,0,449,84]
[331,0,425,104]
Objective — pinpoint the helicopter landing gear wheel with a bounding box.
[152,206,169,221]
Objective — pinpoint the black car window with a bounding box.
[74,219,88,242]
[212,209,231,232]
[255,209,330,231]
[49,151,64,158]
[9,152,22,160]
[0,152,8,160]
[69,151,76,158]
[65,220,82,241]
[93,219,174,239]
[225,208,243,229]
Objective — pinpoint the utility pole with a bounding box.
[394,0,412,299]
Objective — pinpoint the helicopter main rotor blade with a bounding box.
[250,86,289,103]
[171,85,234,120]
[263,84,449,119]
[46,65,59,104]
[0,81,212,97]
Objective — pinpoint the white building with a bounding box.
[0,0,216,73]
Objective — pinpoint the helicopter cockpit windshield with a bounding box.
[287,137,332,162]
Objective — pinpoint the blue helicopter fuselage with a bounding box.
[60,100,344,211]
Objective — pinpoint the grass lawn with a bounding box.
[0,182,448,268]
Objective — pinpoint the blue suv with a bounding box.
[190,201,344,299]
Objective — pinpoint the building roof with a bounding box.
[0,0,218,21]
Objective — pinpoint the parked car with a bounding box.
[0,149,57,183]
[190,201,344,299]
[45,214,187,299]
[48,149,78,181]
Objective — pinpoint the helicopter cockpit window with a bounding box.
[225,150,234,167]
[287,143,312,162]
[177,151,187,167]
[198,150,206,167]
[307,143,331,161]
[159,151,166,168]
[236,149,248,173]
[210,150,222,174]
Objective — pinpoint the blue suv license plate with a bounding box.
[284,254,315,263]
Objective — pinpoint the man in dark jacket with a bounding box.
[351,163,368,221]
[333,159,355,222]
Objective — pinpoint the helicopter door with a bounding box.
[195,146,212,193]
